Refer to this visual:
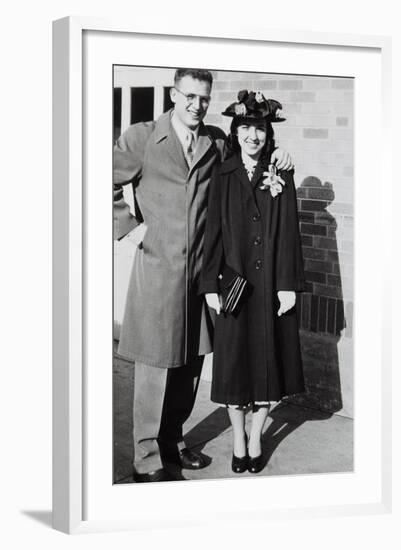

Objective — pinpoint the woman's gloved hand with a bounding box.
[205,293,222,314]
[277,290,296,316]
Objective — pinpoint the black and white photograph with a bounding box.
[112,65,354,484]
[2,0,397,543]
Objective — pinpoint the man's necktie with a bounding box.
[184,131,195,167]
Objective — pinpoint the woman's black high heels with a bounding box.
[247,453,264,474]
[231,453,248,473]
[232,434,248,473]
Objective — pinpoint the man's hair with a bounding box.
[174,68,213,87]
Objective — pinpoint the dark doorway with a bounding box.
[163,86,174,112]
[130,87,154,124]
[113,87,122,143]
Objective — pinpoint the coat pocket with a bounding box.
[142,222,160,255]
[141,209,161,255]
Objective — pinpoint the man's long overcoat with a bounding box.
[199,155,305,404]
[114,110,225,368]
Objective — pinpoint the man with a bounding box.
[114,68,293,482]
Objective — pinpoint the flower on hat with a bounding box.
[221,89,284,121]
[237,90,249,103]
[266,99,283,120]
[235,103,247,116]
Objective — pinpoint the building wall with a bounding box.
[204,71,354,417]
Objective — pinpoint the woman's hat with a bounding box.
[222,90,285,122]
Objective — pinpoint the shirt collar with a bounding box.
[241,151,259,171]
[171,111,199,148]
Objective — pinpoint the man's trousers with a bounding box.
[133,356,203,474]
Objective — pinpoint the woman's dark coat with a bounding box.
[199,154,305,404]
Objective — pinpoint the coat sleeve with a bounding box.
[205,124,227,162]
[113,121,155,240]
[274,170,305,292]
[199,168,225,294]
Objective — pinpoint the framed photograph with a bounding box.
[53,17,392,534]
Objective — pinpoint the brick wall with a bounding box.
[205,72,354,417]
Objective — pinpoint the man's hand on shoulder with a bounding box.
[271,148,294,171]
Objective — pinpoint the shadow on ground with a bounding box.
[113,349,353,483]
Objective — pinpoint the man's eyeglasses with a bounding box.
[174,87,211,106]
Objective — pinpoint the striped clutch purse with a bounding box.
[218,266,249,315]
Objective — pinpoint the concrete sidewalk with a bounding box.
[113,353,353,483]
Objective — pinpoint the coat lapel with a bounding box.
[220,155,260,208]
[251,162,265,189]
[188,124,214,178]
[153,110,189,177]
[153,113,218,180]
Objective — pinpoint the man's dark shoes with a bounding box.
[163,448,207,470]
[133,467,175,483]
[231,453,248,474]
[247,454,265,474]
[177,448,207,470]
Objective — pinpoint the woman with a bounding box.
[199,90,305,474]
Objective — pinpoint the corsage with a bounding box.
[259,164,286,197]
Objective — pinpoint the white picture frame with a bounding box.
[52,16,392,534]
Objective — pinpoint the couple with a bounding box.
[114,68,305,482]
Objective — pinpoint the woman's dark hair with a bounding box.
[174,68,213,87]
[226,117,275,161]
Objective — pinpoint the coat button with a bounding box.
[252,213,260,222]
[255,259,262,269]
[254,236,262,246]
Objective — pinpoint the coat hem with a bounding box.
[116,348,212,369]
[211,388,306,406]
[276,278,306,292]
